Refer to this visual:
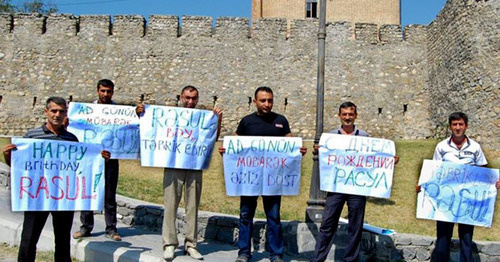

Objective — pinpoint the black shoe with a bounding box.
[235,255,249,262]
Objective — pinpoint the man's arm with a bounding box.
[213,107,223,141]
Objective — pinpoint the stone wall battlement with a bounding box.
[0,13,426,44]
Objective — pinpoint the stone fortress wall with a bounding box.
[0,0,497,151]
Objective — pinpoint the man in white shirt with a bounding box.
[420,112,500,262]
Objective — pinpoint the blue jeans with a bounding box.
[312,192,366,262]
[433,221,474,262]
[238,195,283,261]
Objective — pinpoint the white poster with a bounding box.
[319,133,396,198]
[223,136,302,196]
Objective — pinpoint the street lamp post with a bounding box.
[305,0,327,223]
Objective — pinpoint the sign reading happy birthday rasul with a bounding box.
[67,102,140,159]
[223,136,302,196]
[10,138,105,212]
[319,133,396,198]
[417,160,498,227]
[139,105,218,170]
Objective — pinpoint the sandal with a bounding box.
[105,232,122,241]
[73,230,90,239]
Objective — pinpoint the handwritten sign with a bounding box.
[140,105,218,170]
[223,136,302,196]
[67,102,140,159]
[10,138,105,212]
[319,133,396,198]
[417,160,499,227]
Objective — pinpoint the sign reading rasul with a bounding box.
[319,133,396,198]
[417,160,499,227]
[223,136,302,196]
[140,105,218,170]
[10,138,105,212]
[67,102,140,159]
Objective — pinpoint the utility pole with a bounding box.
[305,0,327,223]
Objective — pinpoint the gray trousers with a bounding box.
[162,168,202,250]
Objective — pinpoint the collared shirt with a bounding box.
[330,125,369,137]
[24,124,78,142]
[433,136,487,166]
[236,112,291,137]
[93,100,116,105]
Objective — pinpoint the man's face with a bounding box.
[44,102,67,129]
[180,89,199,108]
[254,91,273,115]
[450,119,468,138]
[97,85,114,104]
[338,106,357,127]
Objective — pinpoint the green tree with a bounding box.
[17,0,58,14]
[0,0,16,13]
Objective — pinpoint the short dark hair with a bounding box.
[448,112,468,125]
[97,79,114,91]
[46,97,67,109]
[338,101,357,115]
[254,86,273,98]
[181,85,198,95]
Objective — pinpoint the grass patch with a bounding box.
[1,137,499,240]
[0,243,79,261]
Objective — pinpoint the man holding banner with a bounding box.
[73,79,122,241]
[2,97,110,262]
[417,112,500,262]
[312,102,398,262]
[138,85,222,261]
[220,86,306,262]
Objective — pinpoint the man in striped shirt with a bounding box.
[3,97,110,262]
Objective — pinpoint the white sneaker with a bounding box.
[163,246,175,261]
[185,247,204,260]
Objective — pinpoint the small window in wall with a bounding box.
[306,0,318,18]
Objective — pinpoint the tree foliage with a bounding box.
[0,0,58,14]
[0,0,16,13]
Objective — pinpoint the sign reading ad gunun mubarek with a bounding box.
[67,102,140,159]
[417,160,499,227]
[223,136,303,196]
[140,105,219,170]
[319,133,396,198]
[10,138,105,212]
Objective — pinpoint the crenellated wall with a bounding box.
[0,12,430,140]
[0,0,497,151]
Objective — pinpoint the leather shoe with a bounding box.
[185,247,204,260]
[163,246,175,261]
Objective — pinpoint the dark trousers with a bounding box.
[238,195,283,261]
[18,211,74,262]
[80,159,119,234]
[433,221,474,262]
[312,193,366,262]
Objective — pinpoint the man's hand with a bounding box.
[300,146,307,156]
[394,156,400,165]
[213,107,223,117]
[415,185,421,193]
[101,150,111,161]
[2,144,17,166]
[218,147,225,156]
[135,103,145,117]
[496,180,500,190]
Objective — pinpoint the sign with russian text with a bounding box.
[67,102,140,159]
[417,160,499,227]
[223,136,302,196]
[140,105,218,170]
[10,138,105,212]
[319,133,396,198]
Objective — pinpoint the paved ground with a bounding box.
[0,188,307,262]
